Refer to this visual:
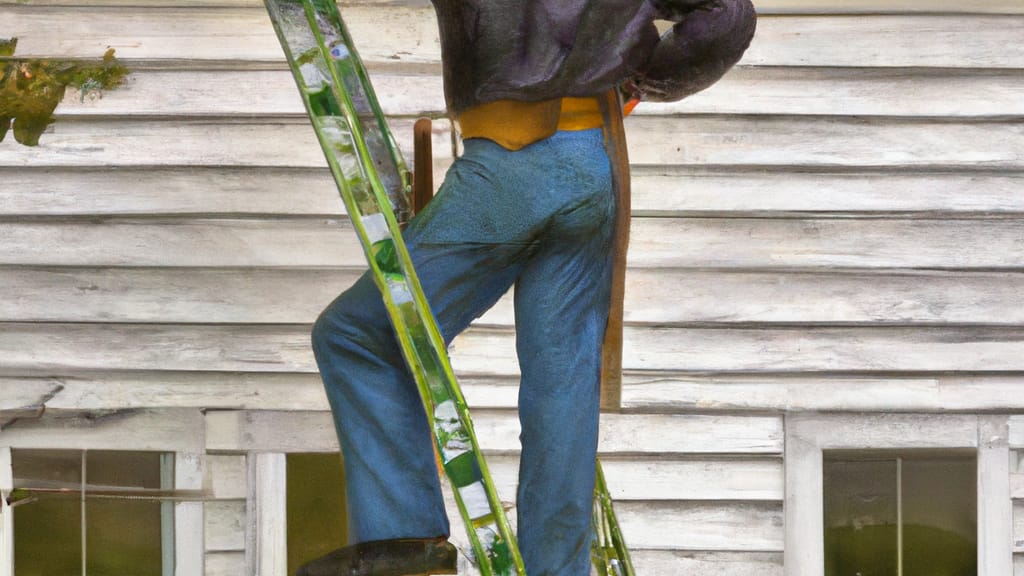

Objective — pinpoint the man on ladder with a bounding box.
[304,1,756,574]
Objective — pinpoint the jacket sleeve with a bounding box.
[635,0,757,102]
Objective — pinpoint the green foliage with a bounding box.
[1,40,129,146]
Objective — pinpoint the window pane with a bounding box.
[86,500,163,576]
[11,450,168,576]
[902,456,976,576]
[12,450,83,575]
[824,458,898,576]
[287,453,348,575]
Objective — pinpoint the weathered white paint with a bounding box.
[248,453,287,576]
[13,371,1024,416]
[622,374,1024,413]
[6,217,1024,270]
[4,117,1023,169]
[630,550,782,576]
[614,501,783,551]
[11,268,1024,327]
[205,410,784,454]
[205,552,245,576]
[785,414,1015,576]
[0,119,452,168]
[6,168,1023,217]
[1011,416,1024,448]
[5,9,1024,69]
[12,323,1024,374]
[206,500,247,553]
[42,67,1024,120]
[207,455,249,500]
[0,409,205,452]
[176,452,207,576]
[979,416,1014,575]
[451,454,783,502]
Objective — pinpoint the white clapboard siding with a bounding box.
[0,168,344,216]
[12,371,1024,415]
[9,268,1024,326]
[4,117,1023,169]
[54,70,447,118]
[6,8,1024,69]
[631,550,782,576]
[5,168,1024,217]
[204,410,784,455]
[623,374,1024,413]
[45,67,1024,119]
[9,323,1024,374]
[629,170,1024,216]
[615,501,783,551]
[10,323,1024,374]
[5,218,1024,269]
[0,119,453,168]
[0,408,205,452]
[638,67,1024,118]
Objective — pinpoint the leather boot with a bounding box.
[296,537,459,576]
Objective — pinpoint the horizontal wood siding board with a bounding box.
[623,116,1024,170]
[3,118,1022,169]
[0,6,440,64]
[204,410,784,454]
[647,67,1024,118]
[0,408,205,451]
[54,70,447,118]
[630,169,1024,216]
[5,218,1024,269]
[0,120,453,168]
[5,8,1024,68]
[9,268,1024,326]
[614,501,783,551]
[6,168,1024,217]
[421,454,783,501]
[743,15,1024,68]
[0,168,346,217]
[11,372,1024,415]
[630,550,782,576]
[622,374,1024,413]
[41,67,1024,119]
[9,323,1024,373]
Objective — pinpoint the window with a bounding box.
[784,414,1013,576]
[9,449,173,576]
[823,451,976,576]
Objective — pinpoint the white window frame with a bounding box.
[784,413,1013,576]
[0,409,205,576]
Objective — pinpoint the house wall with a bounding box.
[1,0,1022,574]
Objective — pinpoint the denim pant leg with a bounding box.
[310,129,613,573]
[513,140,614,575]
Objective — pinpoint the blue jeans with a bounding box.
[311,127,615,575]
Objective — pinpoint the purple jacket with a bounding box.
[429,0,757,114]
